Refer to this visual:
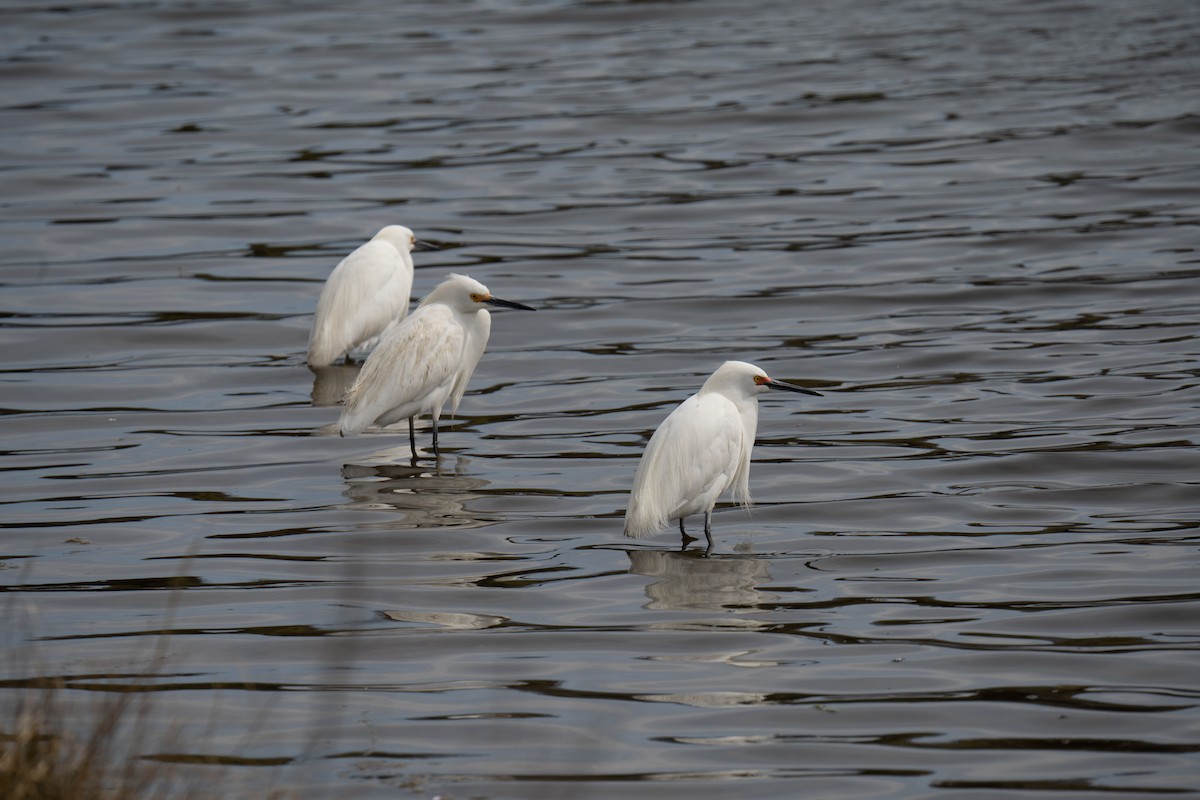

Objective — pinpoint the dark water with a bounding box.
[3,0,1199,797]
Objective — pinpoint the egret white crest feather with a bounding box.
[624,360,821,552]
[307,225,417,368]
[337,273,535,457]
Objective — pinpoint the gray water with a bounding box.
[3,1,1199,798]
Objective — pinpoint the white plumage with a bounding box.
[307,225,417,368]
[624,360,821,552]
[337,273,534,457]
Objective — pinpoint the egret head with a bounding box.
[427,273,536,313]
[707,360,822,399]
[374,225,418,253]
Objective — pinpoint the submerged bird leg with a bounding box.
[431,418,440,457]
[703,511,714,555]
[408,417,417,460]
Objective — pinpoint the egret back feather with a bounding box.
[308,237,414,367]
[337,304,464,436]
[623,393,747,538]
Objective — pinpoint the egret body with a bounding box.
[337,273,534,457]
[307,225,418,368]
[623,360,821,552]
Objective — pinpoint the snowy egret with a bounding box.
[337,273,535,457]
[623,360,822,554]
[307,225,420,368]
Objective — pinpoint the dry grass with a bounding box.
[0,550,263,800]
[1,607,259,800]
[2,678,169,800]
[3,560,296,800]
[1,674,301,800]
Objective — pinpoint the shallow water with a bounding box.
[3,0,1199,797]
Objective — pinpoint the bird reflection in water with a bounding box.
[310,362,361,407]
[626,548,774,611]
[340,455,490,529]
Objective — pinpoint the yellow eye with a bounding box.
[470,293,486,302]
[753,375,769,385]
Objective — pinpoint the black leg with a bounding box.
[431,418,439,456]
[678,517,695,550]
[703,511,714,556]
[408,417,417,459]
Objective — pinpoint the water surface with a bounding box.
[2,1,1199,798]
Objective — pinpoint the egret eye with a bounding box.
[470,292,486,303]
[754,375,769,385]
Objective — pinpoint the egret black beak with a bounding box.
[413,239,438,251]
[485,296,536,311]
[766,378,821,396]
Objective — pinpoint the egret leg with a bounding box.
[431,418,440,457]
[678,517,695,550]
[408,418,417,459]
[703,511,714,556]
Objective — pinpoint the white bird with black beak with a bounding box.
[307,225,421,368]
[624,360,822,553]
[337,273,535,457]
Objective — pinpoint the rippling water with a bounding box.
[3,1,1199,797]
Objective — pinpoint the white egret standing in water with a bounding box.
[337,273,535,457]
[623,360,822,554]
[307,225,419,368]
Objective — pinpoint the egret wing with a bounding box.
[625,394,745,536]
[338,305,463,435]
[308,240,413,365]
